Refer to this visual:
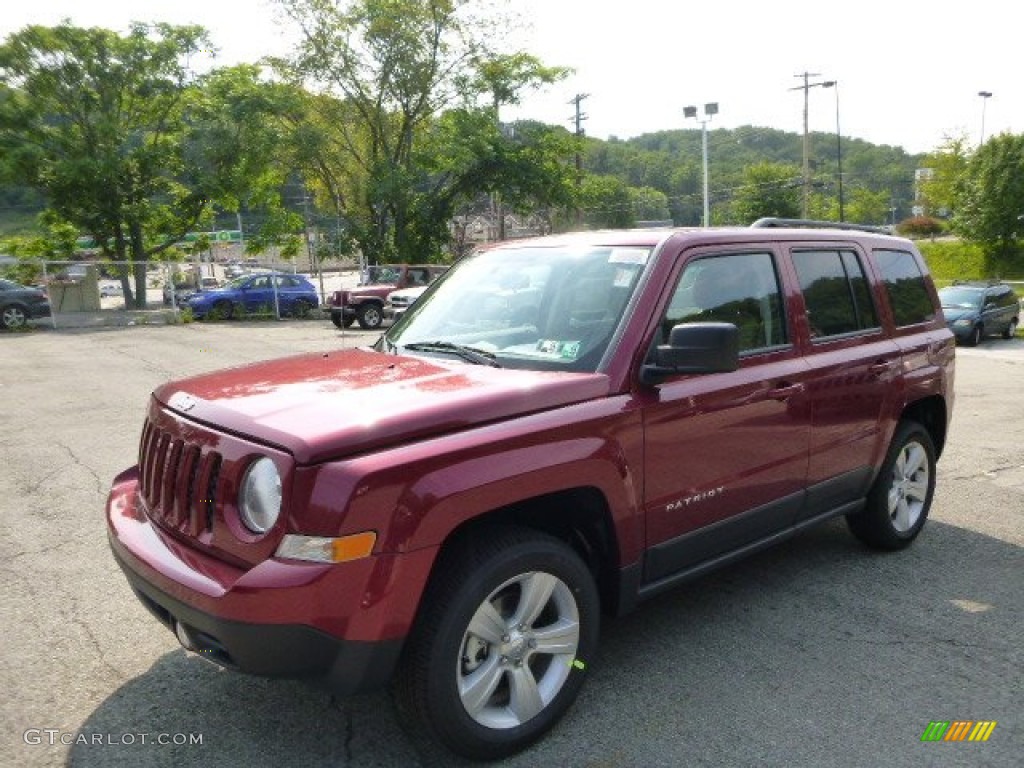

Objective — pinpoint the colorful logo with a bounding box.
[920,721,997,742]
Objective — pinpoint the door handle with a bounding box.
[767,382,804,401]
[869,360,896,376]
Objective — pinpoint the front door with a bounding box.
[643,249,812,582]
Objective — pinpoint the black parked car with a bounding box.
[1,278,51,330]
[938,281,1020,346]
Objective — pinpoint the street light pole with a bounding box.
[819,80,843,222]
[685,102,718,227]
[978,90,993,146]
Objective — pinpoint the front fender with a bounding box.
[293,397,645,565]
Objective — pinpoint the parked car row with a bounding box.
[328,264,447,329]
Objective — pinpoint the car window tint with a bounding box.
[662,251,786,353]
[792,250,878,338]
[875,249,935,327]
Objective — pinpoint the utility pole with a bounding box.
[568,93,589,228]
[791,72,819,218]
[790,72,838,219]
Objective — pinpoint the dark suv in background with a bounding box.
[938,280,1020,345]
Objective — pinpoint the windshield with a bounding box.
[938,287,983,309]
[382,244,652,372]
[364,266,401,284]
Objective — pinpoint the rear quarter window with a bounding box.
[874,249,936,327]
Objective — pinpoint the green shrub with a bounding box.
[917,240,986,282]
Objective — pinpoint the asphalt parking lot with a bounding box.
[1,324,1021,768]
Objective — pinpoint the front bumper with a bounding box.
[946,321,976,342]
[106,468,424,695]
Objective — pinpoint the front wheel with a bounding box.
[964,324,982,346]
[393,527,599,761]
[356,302,383,330]
[846,420,936,550]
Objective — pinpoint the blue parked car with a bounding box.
[187,272,319,319]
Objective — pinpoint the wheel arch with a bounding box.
[434,487,623,616]
[901,395,948,458]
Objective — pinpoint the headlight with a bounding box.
[953,318,973,327]
[239,457,281,534]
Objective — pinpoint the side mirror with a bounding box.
[641,322,740,386]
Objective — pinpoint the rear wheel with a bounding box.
[846,420,936,550]
[1002,318,1018,339]
[291,299,313,318]
[1,304,28,330]
[393,527,599,761]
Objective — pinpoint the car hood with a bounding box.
[154,348,610,464]
[940,306,978,322]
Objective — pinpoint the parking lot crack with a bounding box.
[67,595,128,684]
[58,442,106,497]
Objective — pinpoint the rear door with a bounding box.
[643,248,812,581]
[788,245,900,521]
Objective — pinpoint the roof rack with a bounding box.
[750,218,891,235]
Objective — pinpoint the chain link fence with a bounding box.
[1,253,359,329]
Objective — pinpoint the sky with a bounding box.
[3,1,1019,155]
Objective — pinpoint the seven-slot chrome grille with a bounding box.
[138,417,222,538]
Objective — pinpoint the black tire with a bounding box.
[846,420,936,550]
[1001,318,1018,340]
[213,300,234,320]
[356,302,383,330]
[964,324,982,346]
[330,311,352,329]
[393,527,599,762]
[1,304,28,330]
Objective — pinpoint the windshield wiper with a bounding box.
[402,341,501,367]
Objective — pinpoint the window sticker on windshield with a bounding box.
[613,268,635,288]
[608,248,649,265]
[535,339,581,359]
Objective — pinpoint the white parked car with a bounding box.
[383,285,428,323]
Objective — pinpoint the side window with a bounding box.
[792,249,878,339]
[875,249,936,327]
[248,276,270,290]
[661,252,786,353]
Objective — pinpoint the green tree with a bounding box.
[731,162,801,224]
[918,135,970,218]
[578,174,633,229]
[628,186,670,221]
[182,65,306,258]
[0,22,211,307]
[275,0,573,262]
[953,133,1024,271]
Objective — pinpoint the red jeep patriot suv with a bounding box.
[107,221,954,760]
